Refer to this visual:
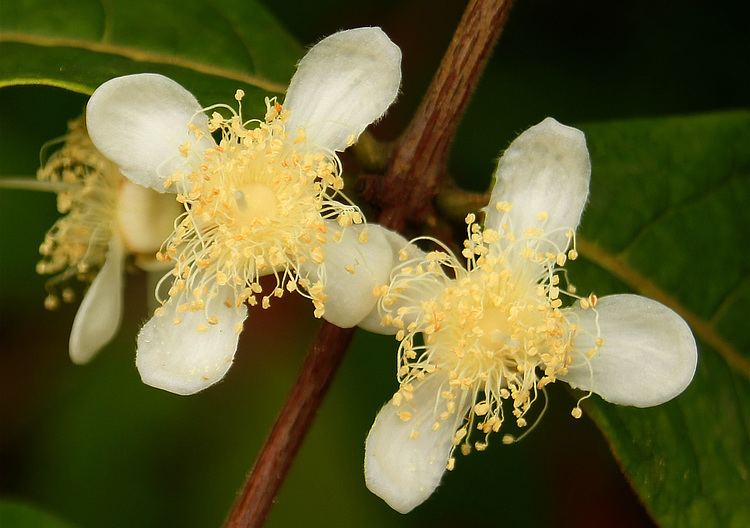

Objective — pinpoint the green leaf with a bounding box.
[0,0,303,105]
[571,111,750,527]
[0,499,76,528]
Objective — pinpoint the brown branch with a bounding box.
[374,0,514,232]
[225,323,356,528]
[224,1,514,526]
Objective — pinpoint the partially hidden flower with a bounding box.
[9,117,180,364]
[363,118,698,513]
[85,27,402,395]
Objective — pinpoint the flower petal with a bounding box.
[303,222,395,328]
[357,230,433,335]
[116,180,182,253]
[69,235,125,365]
[284,27,401,152]
[135,287,248,395]
[560,294,697,407]
[485,117,591,253]
[86,73,212,192]
[365,372,469,513]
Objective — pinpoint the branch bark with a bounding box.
[226,323,355,528]
[374,0,514,232]
[225,1,514,526]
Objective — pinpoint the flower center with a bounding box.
[156,97,362,327]
[234,182,279,222]
[378,214,591,463]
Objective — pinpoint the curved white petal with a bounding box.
[284,27,401,152]
[86,73,212,192]
[365,372,469,513]
[135,287,248,395]
[116,180,182,254]
[560,294,697,407]
[485,117,590,253]
[302,222,394,328]
[357,230,433,335]
[69,235,125,364]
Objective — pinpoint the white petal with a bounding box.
[560,294,697,407]
[86,74,212,192]
[303,222,394,328]
[365,372,469,513]
[357,230,432,335]
[135,287,248,395]
[69,236,125,364]
[116,180,182,253]
[485,118,591,253]
[284,27,401,152]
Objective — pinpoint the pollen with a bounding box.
[155,95,361,324]
[35,117,120,308]
[379,206,599,467]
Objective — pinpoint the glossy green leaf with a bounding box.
[0,0,302,105]
[569,111,750,527]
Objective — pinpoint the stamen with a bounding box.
[379,205,600,466]
[34,117,120,308]
[156,95,362,323]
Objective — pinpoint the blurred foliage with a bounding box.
[1,0,749,527]
[0,499,75,528]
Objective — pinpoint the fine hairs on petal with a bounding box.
[365,372,469,514]
[561,294,698,407]
[136,286,248,395]
[69,236,125,364]
[485,117,591,253]
[86,73,212,192]
[284,27,402,153]
[304,222,396,328]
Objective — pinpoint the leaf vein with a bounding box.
[576,236,750,379]
[0,31,287,94]
[709,274,750,325]
[205,0,256,73]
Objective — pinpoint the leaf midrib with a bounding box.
[0,31,288,94]
[577,236,750,379]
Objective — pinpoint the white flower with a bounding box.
[85,27,402,395]
[5,117,180,364]
[363,118,698,513]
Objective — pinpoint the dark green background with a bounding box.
[1,1,748,526]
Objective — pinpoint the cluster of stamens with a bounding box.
[36,118,120,310]
[376,202,602,468]
[155,92,362,329]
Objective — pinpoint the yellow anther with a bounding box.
[474,402,489,416]
[44,294,60,310]
[495,201,512,213]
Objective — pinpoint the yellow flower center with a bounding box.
[234,182,279,222]
[156,96,362,327]
[379,210,600,465]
